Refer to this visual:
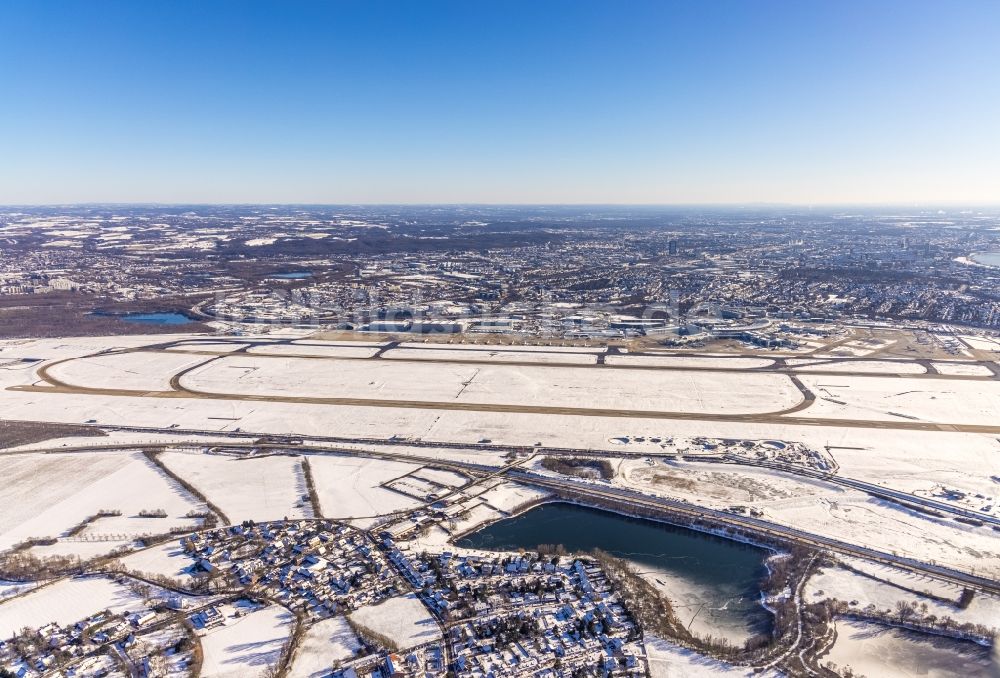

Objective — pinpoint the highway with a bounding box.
[11,418,1000,526]
[7,430,999,598]
[709,455,1000,529]
[508,471,1000,597]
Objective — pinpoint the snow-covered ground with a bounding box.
[47,350,209,392]
[645,636,761,677]
[348,593,441,649]
[605,355,774,369]
[0,335,205,363]
[959,335,1000,352]
[797,374,1000,425]
[199,604,294,678]
[0,451,203,552]
[805,561,1000,633]
[306,455,421,518]
[790,360,927,374]
[287,616,361,678]
[616,458,1000,577]
[120,541,198,585]
[396,342,603,353]
[291,340,388,347]
[0,579,40,602]
[0,576,142,639]
[823,618,995,678]
[382,347,598,364]
[410,467,469,487]
[166,342,251,354]
[2,334,998,584]
[475,481,550,513]
[932,361,995,376]
[182,355,803,414]
[247,343,381,359]
[158,451,311,522]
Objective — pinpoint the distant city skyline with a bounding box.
[2,0,998,205]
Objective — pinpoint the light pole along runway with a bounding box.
[12,346,1000,434]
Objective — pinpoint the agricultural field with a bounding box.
[0,451,202,553]
[306,455,422,520]
[287,616,362,678]
[157,450,311,523]
[0,576,143,638]
[199,604,294,678]
[348,593,442,650]
[823,619,994,678]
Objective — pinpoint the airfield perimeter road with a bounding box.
[15,345,1000,434]
[7,436,1000,597]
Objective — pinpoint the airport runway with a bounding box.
[15,346,1000,434]
[140,337,1000,380]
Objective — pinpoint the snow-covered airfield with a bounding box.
[1,331,999,677]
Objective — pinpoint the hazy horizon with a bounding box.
[4,201,1000,210]
[2,0,999,204]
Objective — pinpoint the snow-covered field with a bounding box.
[166,342,251,354]
[823,619,995,678]
[0,335,200,364]
[790,360,927,375]
[646,636,758,677]
[158,451,311,522]
[348,593,441,649]
[411,467,469,487]
[182,355,804,414]
[307,455,421,518]
[618,458,839,507]
[932,361,995,376]
[200,604,294,678]
[47,350,209,391]
[382,347,598,364]
[475,481,550,513]
[797,374,1000,425]
[815,337,896,357]
[0,579,39,602]
[2,334,999,586]
[0,451,203,552]
[805,562,1000,632]
[605,355,774,369]
[828,437,1000,510]
[120,541,198,585]
[397,342,603,353]
[247,343,381,359]
[0,576,142,639]
[287,616,361,678]
[960,335,1000,352]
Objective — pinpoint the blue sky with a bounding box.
[1,0,998,204]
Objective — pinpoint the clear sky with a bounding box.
[1,0,998,205]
